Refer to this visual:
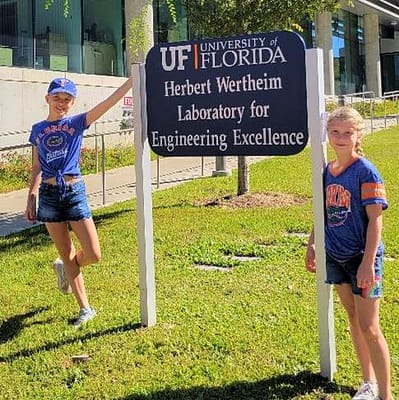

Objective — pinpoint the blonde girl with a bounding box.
[305,106,392,400]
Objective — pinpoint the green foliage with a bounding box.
[43,0,69,18]
[0,145,135,193]
[186,0,343,37]
[165,0,177,23]
[325,99,399,119]
[77,143,132,172]
[0,152,31,192]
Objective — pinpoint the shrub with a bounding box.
[0,145,136,193]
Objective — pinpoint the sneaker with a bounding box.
[352,381,378,400]
[73,307,96,328]
[52,258,72,294]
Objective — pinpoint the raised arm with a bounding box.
[86,78,132,126]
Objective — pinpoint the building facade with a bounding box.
[313,1,399,96]
[0,0,398,135]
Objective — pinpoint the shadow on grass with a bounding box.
[0,306,50,343]
[0,224,49,253]
[118,371,353,399]
[92,207,135,227]
[0,321,141,362]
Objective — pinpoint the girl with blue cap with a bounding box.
[25,76,132,328]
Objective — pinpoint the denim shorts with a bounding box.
[326,251,383,298]
[37,180,92,223]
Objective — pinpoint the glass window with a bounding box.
[153,0,188,44]
[332,10,365,95]
[0,0,125,76]
[82,0,124,76]
[34,1,81,72]
[0,0,33,68]
[298,20,314,49]
[381,53,399,93]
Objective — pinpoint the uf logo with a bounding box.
[160,45,192,71]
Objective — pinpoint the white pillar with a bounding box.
[315,12,335,95]
[124,0,154,65]
[364,13,382,97]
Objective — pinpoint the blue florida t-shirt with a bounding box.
[324,157,388,261]
[29,113,89,187]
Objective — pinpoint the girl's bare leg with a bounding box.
[45,218,100,309]
[336,284,392,399]
[69,218,101,267]
[335,284,376,382]
[354,296,392,400]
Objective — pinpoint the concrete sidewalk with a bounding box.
[0,156,266,237]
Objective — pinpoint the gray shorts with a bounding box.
[326,251,383,298]
[37,180,92,223]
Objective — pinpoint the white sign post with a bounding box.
[306,48,336,380]
[132,63,156,327]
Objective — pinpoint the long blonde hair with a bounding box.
[327,106,365,156]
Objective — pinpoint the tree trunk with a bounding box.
[237,155,249,195]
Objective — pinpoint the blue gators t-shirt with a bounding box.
[29,113,88,187]
[324,157,388,261]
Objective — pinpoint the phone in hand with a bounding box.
[29,193,37,220]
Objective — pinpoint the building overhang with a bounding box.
[346,0,399,29]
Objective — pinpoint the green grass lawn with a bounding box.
[0,127,398,399]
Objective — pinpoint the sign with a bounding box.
[123,96,133,107]
[145,31,308,156]
[122,96,134,121]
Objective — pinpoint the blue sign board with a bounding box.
[145,31,308,156]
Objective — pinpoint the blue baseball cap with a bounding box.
[47,78,77,97]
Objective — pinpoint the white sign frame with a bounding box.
[132,48,336,379]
